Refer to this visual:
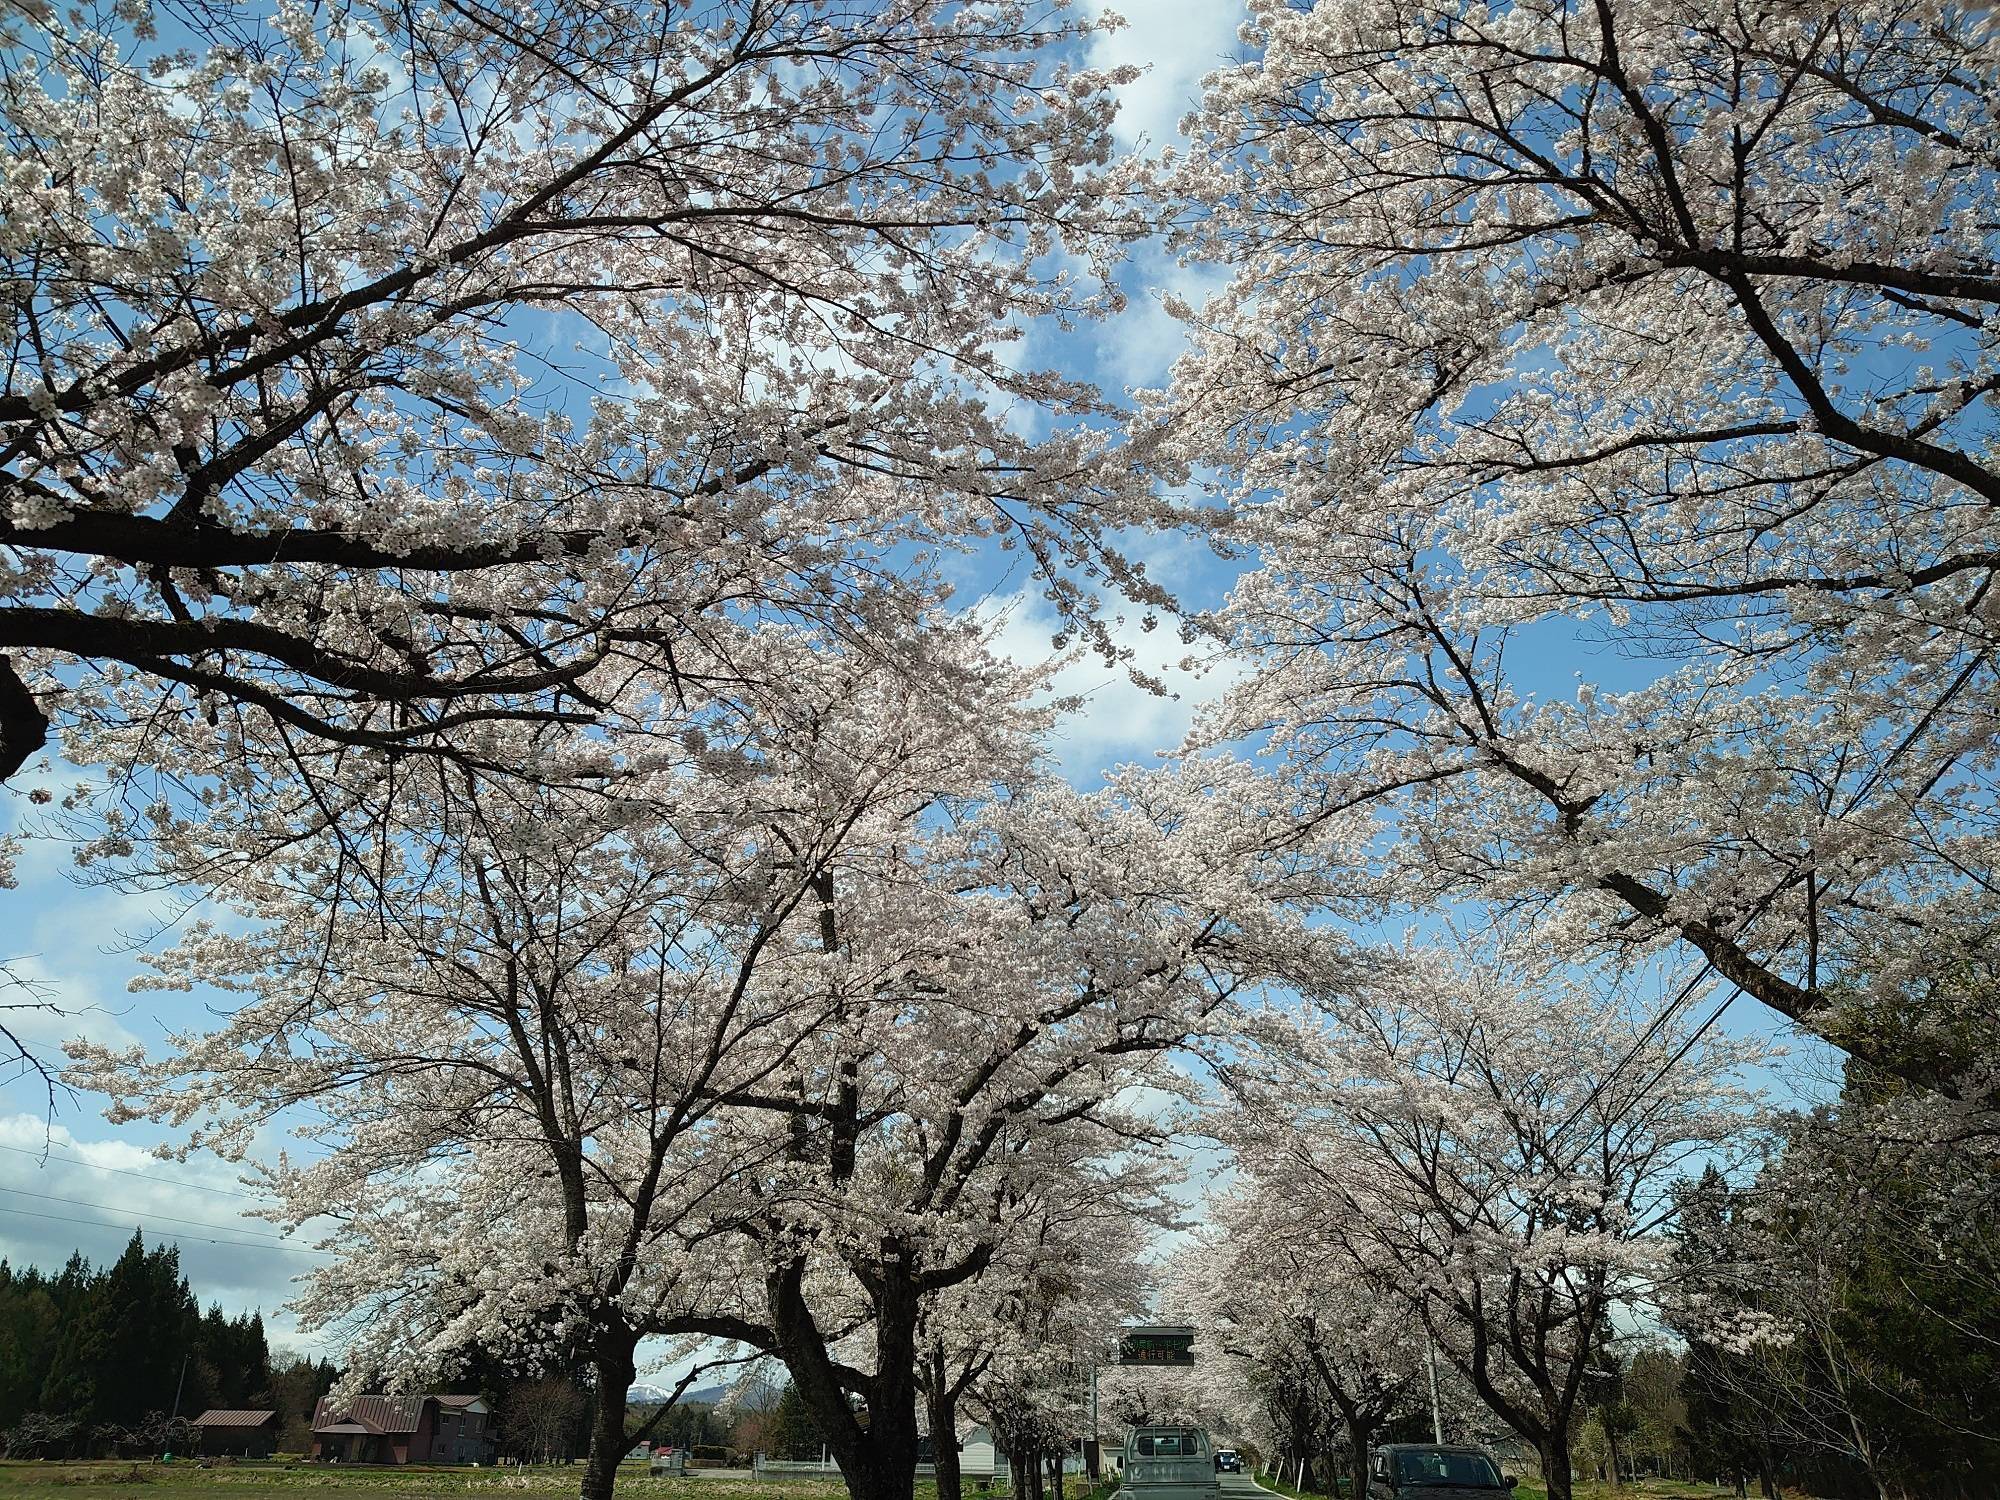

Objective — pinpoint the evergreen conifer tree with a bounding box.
[39,1233,196,1429]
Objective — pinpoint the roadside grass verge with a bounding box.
[0,1464,861,1500]
[1250,1469,1734,1500]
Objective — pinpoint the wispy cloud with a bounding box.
[0,1114,333,1351]
[1084,1,1250,154]
[979,533,1244,781]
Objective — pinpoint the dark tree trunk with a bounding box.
[843,1267,922,1500]
[769,1247,924,1500]
[1349,1432,1373,1500]
[1538,1440,1573,1500]
[924,1368,962,1500]
[836,1398,921,1500]
[577,1332,636,1500]
[0,656,47,783]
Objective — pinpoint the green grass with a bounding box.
[1251,1473,1731,1500]
[1253,1473,1357,1500]
[0,1463,875,1500]
[0,1461,1140,1500]
[0,1462,1739,1500]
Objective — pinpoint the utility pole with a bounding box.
[1087,1362,1100,1481]
[1425,1337,1443,1445]
[171,1351,190,1420]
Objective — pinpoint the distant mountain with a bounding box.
[627,1381,728,1406]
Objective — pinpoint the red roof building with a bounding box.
[310,1394,493,1465]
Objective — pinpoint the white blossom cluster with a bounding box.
[12,4,1999,1498]
[1157,0,2000,1106]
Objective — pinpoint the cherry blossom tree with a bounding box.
[1094,1356,1259,1448]
[1140,1246,1298,1472]
[918,1326,994,1500]
[1171,1185,1424,1500]
[974,1367,1078,1500]
[1162,0,2000,1103]
[689,758,1324,1500]
[920,1172,1160,1500]
[71,594,1330,1500]
[2,0,1157,799]
[69,620,1055,1500]
[950,1191,1158,1500]
[1222,948,1765,1500]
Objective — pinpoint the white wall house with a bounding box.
[959,1424,1006,1480]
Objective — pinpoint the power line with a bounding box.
[1603,990,1743,1149]
[1535,963,1719,1178]
[0,1205,333,1257]
[0,1185,300,1244]
[0,1140,262,1199]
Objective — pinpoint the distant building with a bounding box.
[953,1427,1092,1481]
[958,1423,1006,1480]
[1095,1435,1126,1474]
[310,1394,493,1465]
[191,1409,278,1459]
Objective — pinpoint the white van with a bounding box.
[1121,1427,1221,1500]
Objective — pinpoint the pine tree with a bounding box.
[771,1384,827,1462]
[39,1233,197,1429]
[1669,1169,1782,1498]
[1792,1069,2000,1498]
[269,1356,340,1454]
[0,1264,62,1427]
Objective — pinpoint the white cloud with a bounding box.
[2,764,245,1119]
[980,537,1244,780]
[1084,0,1251,153]
[0,1114,333,1350]
[0,859,185,1126]
[1100,250,1232,392]
[0,951,143,1056]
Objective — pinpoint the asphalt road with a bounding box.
[1220,1472,1268,1499]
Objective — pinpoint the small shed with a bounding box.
[193,1409,279,1458]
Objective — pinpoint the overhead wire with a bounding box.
[0,1205,333,1257]
[1534,962,1719,1177]
[0,1184,301,1243]
[0,1140,263,1198]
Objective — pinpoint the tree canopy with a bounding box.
[10,5,1999,1500]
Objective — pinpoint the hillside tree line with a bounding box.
[0,1232,336,1457]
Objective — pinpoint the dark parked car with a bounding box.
[1214,1451,1243,1474]
[1367,1446,1516,1499]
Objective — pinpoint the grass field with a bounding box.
[0,1466,1125,1500]
[0,1463,868,1500]
[0,1464,1738,1500]
[1501,1484,1730,1500]
[1253,1472,1737,1500]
